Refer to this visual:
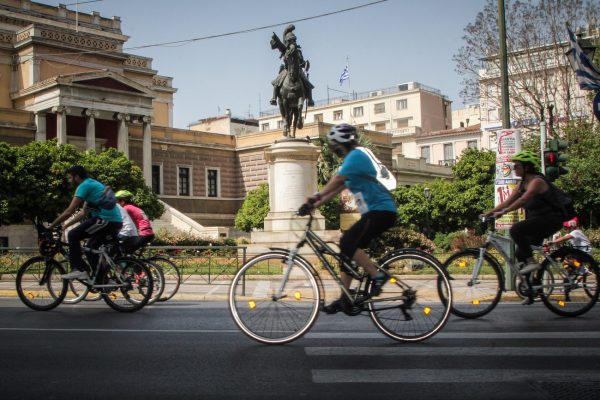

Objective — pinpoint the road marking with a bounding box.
[306,346,600,357]
[304,331,600,339]
[0,327,599,340]
[311,369,600,383]
[0,327,240,333]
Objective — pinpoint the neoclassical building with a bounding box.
[0,1,451,246]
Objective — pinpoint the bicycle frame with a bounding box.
[274,214,410,307]
[470,228,572,295]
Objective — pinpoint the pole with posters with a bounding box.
[495,129,523,290]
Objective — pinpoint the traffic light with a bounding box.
[544,139,569,182]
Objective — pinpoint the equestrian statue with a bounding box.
[270,24,315,138]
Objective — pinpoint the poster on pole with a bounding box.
[494,129,522,229]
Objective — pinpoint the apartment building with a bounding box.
[478,27,599,135]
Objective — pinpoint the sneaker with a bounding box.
[370,272,387,297]
[521,296,534,306]
[323,298,344,314]
[520,263,541,274]
[60,270,89,280]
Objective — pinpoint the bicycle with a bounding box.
[229,210,453,344]
[129,247,181,302]
[16,222,154,312]
[442,217,599,318]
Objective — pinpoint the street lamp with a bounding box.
[423,187,431,238]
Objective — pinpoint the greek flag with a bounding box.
[565,27,600,91]
[339,66,349,86]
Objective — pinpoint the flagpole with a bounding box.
[346,56,351,99]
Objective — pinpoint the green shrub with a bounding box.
[152,229,237,255]
[234,183,269,232]
[368,227,436,259]
[584,228,600,248]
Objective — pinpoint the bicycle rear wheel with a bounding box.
[149,256,181,302]
[144,260,165,305]
[442,249,503,318]
[229,253,320,344]
[16,256,68,311]
[539,248,599,317]
[369,250,452,342]
[102,258,154,312]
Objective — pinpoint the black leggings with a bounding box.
[68,218,122,271]
[339,211,396,267]
[509,215,563,262]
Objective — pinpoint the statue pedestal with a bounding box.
[251,138,328,250]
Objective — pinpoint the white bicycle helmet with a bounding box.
[327,123,357,143]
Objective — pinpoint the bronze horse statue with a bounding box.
[270,25,314,138]
[278,54,305,138]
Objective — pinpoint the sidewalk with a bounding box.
[0,276,525,302]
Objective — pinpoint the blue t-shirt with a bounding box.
[75,178,122,223]
[339,149,397,214]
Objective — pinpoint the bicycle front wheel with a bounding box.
[539,248,599,317]
[102,258,154,312]
[442,249,503,318]
[16,256,68,311]
[229,253,320,344]
[369,251,452,342]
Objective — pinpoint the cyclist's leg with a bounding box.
[63,218,97,279]
[86,221,122,278]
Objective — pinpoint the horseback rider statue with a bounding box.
[270,24,315,107]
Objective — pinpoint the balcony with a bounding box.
[388,126,421,137]
[438,159,456,167]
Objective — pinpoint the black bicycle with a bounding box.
[229,210,453,344]
[16,221,154,312]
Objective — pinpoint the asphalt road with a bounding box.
[0,298,599,400]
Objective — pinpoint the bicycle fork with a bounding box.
[468,248,486,287]
[272,249,299,301]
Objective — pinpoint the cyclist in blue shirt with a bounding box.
[49,166,122,280]
[304,124,397,313]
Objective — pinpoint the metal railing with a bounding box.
[0,246,247,285]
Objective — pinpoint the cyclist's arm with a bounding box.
[310,173,346,207]
[63,208,86,229]
[493,178,546,217]
[483,187,521,216]
[49,196,84,229]
[550,234,573,245]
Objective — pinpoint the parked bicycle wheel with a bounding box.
[441,249,503,318]
[144,259,165,305]
[16,256,68,311]
[229,252,320,344]
[102,258,154,312]
[539,248,599,317]
[369,250,452,342]
[149,256,181,302]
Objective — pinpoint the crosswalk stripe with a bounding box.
[311,369,600,383]
[306,346,600,357]
[304,331,600,339]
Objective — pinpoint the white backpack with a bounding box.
[357,147,397,191]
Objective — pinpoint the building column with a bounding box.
[34,112,46,141]
[115,112,130,157]
[142,116,152,186]
[52,106,69,145]
[84,109,99,151]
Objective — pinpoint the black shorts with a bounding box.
[339,211,397,260]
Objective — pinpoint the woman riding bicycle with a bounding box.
[303,123,397,313]
[481,150,563,303]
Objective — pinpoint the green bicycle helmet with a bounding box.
[115,190,134,200]
[511,150,540,168]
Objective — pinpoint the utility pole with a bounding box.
[498,0,510,128]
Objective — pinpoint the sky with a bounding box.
[41,0,485,129]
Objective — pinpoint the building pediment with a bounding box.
[12,70,154,99]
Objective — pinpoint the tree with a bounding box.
[234,183,269,232]
[454,0,600,132]
[557,121,600,227]
[0,140,164,225]
[393,148,496,235]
